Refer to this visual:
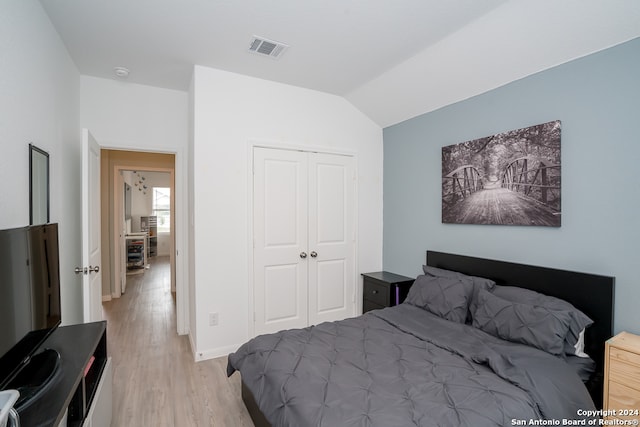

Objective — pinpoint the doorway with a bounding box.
[121,170,172,291]
[100,149,179,326]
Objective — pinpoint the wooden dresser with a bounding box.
[604,331,640,422]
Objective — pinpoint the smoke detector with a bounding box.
[114,67,130,78]
[248,36,289,59]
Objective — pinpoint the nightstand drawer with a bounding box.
[607,381,640,420]
[605,332,640,415]
[363,280,389,307]
[363,299,385,313]
[609,357,640,390]
[610,347,640,368]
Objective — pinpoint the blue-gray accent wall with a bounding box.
[383,37,639,334]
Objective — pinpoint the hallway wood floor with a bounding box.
[103,256,254,426]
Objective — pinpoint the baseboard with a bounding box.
[192,342,242,362]
[102,295,112,302]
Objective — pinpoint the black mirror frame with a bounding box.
[29,143,50,225]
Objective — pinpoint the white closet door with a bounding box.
[308,153,355,325]
[253,148,309,335]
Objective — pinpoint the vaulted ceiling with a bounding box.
[40,0,640,127]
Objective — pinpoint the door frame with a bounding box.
[247,140,359,338]
[100,143,189,336]
[113,165,175,297]
[114,171,126,297]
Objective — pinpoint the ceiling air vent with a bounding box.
[248,36,289,59]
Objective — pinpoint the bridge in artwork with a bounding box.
[442,155,561,227]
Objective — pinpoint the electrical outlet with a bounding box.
[209,312,219,326]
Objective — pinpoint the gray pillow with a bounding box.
[405,274,473,323]
[423,266,496,321]
[422,266,495,289]
[491,286,593,356]
[472,289,573,355]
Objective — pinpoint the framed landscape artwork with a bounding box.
[442,120,561,227]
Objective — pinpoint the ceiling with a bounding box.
[40,0,640,127]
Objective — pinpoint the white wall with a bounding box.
[191,66,383,359]
[130,173,150,230]
[80,76,188,152]
[0,1,82,324]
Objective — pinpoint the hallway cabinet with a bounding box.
[252,147,356,336]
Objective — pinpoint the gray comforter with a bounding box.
[227,304,595,426]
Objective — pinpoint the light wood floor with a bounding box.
[103,256,254,427]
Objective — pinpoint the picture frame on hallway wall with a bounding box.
[441,120,561,227]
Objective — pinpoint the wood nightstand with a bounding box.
[604,331,640,422]
[361,271,414,314]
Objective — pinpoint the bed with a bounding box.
[228,251,615,427]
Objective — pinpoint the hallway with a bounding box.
[103,256,253,426]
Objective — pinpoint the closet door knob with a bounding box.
[310,251,317,258]
[300,252,307,259]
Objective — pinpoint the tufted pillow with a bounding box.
[423,266,496,321]
[472,289,573,355]
[491,286,593,357]
[405,274,473,323]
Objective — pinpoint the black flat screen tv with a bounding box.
[0,223,61,390]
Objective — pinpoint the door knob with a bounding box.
[88,265,100,273]
[74,267,87,275]
[310,251,317,258]
[300,252,307,259]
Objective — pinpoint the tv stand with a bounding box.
[15,322,112,427]
[9,348,61,410]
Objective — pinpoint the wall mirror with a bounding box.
[29,144,50,225]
